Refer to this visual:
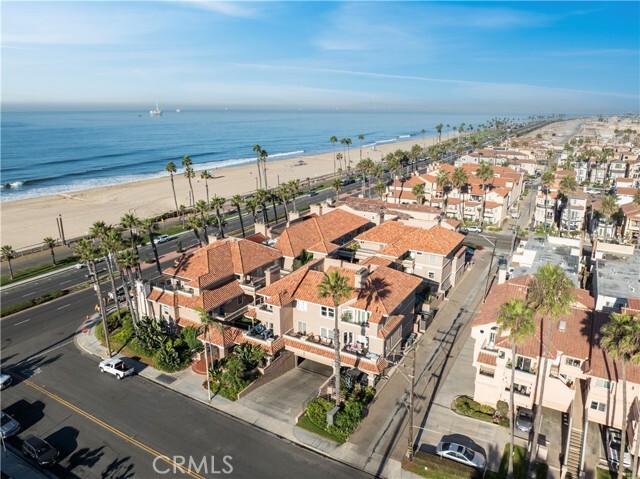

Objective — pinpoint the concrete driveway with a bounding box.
[416,334,518,472]
[239,359,332,425]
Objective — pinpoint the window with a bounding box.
[516,356,533,372]
[429,254,438,265]
[595,379,612,390]
[296,300,307,312]
[565,358,582,367]
[428,272,435,279]
[590,401,607,412]
[297,321,307,335]
[343,331,353,345]
[353,309,370,324]
[320,327,332,339]
[321,306,335,318]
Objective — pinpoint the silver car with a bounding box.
[1,410,20,439]
[436,441,486,470]
[516,407,534,432]
[0,372,12,390]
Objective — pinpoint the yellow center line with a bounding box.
[24,379,205,479]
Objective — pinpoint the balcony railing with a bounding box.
[214,306,247,322]
[152,282,195,295]
[479,367,495,378]
[241,276,266,291]
[506,361,537,375]
[506,386,531,397]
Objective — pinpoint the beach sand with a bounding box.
[2,133,454,250]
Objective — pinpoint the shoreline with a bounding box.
[1,132,452,250]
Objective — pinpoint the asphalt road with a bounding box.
[1,290,372,479]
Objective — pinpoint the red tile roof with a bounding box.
[275,209,370,258]
[378,315,405,339]
[199,324,245,348]
[477,352,497,366]
[148,281,245,311]
[166,238,282,288]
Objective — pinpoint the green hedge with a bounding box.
[1,290,68,317]
[452,396,509,427]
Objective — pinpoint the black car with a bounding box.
[22,435,59,466]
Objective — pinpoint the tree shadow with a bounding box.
[3,399,45,431]
[67,445,105,473]
[46,426,79,462]
[101,455,135,479]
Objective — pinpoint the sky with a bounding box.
[1,1,639,114]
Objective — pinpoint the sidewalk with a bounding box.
[74,316,421,478]
[1,443,57,479]
[349,249,495,469]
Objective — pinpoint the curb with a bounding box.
[73,320,383,478]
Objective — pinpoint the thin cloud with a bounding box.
[180,0,259,18]
[227,62,639,100]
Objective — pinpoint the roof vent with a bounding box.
[558,320,567,332]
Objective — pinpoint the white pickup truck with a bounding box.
[99,358,135,380]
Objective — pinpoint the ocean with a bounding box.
[1,109,500,203]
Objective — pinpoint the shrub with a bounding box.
[134,316,166,355]
[234,344,264,370]
[156,342,184,372]
[180,326,202,353]
[306,397,334,428]
[496,400,509,419]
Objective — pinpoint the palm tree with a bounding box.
[332,178,342,203]
[540,171,555,230]
[253,144,264,189]
[278,184,290,221]
[260,148,269,189]
[476,161,495,227]
[195,306,223,402]
[255,189,270,225]
[559,175,578,234]
[497,299,535,479]
[89,222,122,323]
[375,181,386,200]
[633,189,640,206]
[187,214,205,247]
[210,195,226,238]
[117,248,140,324]
[451,167,469,220]
[120,212,142,276]
[358,134,365,161]
[336,152,344,173]
[182,156,195,206]
[435,124,443,143]
[412,183,426,205]
[103,227,126,323]
[195,200,211,240]
[75,238,112,357]
[526,263,575,468]
[601,312,635,479]
[288,179,301,211]
[330,136,338,174]
[200,170,213,203]
[165,161,180,218]
[231,195,246,237]
[598,195,619,238]
[142,218,162,274]
[244,196,259,224]
[1,245,16,280]
[435,170,451,214]
[317,270,352,406]
[43,237,57,265]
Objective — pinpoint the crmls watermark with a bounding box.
[153,455,233,475]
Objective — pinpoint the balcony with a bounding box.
[341,312,370,328]
[240,276,266,292]
[506,360,537,375]
[505,385,532,397]
[214,306,248,323]
[479,366,495,378]
[152,282,195,296]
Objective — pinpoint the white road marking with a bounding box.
[59,280,72,285]
[22,292,35,297]
[57,304,70,310]
[14,319,31,326]
[29,340,73,359]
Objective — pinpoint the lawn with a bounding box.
[401,450,481,479]
[296,414,345,444]
[0,255,78,286]
[484,444,547,479]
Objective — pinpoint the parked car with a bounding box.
[497,257,508,267]
[0,371,12,390]
[153,234,170,244]
[435,441,486,470]
[607,428,631,469]
[0,411,20,439]
[99,358,135,380]
[516,407,534,432]
[465,226,482,233]
[308,191,318,197]
[511,211,521,219]
[75,262,87,270]
[22,435,59,466]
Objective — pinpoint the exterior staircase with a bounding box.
[565,426,584,479]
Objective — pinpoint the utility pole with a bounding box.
[408,344,416,462]
[483,237,497,300]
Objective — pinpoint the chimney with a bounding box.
[558,320,567,332]
[310,204,323,216]
[253,221,270,238]
[354,267,369,289]
[497,265,508,285]
[265,264,280,286]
